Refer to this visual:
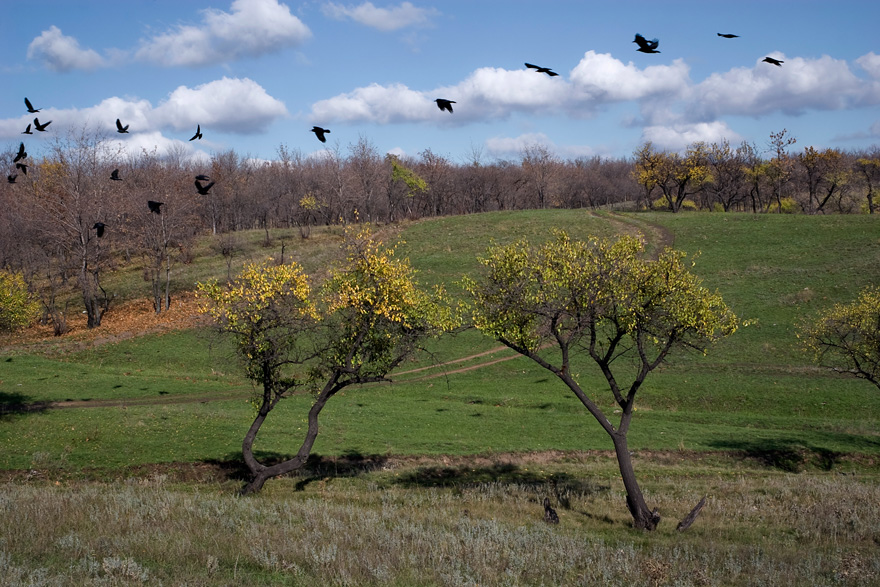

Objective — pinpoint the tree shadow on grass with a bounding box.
[0,391,49,419]
[709,437,846,472]
[202,450,389,488]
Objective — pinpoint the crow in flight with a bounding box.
[116,119,130,133]
[24,97,40,113]
[195,179,215,195]
[525,62,559,76]
[762,57,784,66]
[311,126,330,143]
[7,174,17,184]
[13,143,27,163]
[147,200,164,214]
[189,124,202,141]
[434,98,456,113]
[15,163,28,175]
[22,124,32,135]
[110,169,122,181]
[195,174,211,182]
[33,118,52,132]
[93,222,106,238]
[633,33,660,53]
[543,498,559,524]
[717,33,739,38]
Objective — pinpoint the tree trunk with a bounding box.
[241,381,339,495]
[611,431,660,530]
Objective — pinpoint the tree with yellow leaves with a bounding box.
[198,226,455,494]
[633,142,712,212]
[464,232,738,530]
[801,286,880,390]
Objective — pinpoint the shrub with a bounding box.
[0,270,40,332]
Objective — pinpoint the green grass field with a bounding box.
[1,210,879,585]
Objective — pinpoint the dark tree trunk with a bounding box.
[611,431,660,530]
[241,379,340,495]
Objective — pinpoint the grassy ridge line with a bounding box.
[1,211,879,472]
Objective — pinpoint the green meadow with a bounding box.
[1,210,879,585]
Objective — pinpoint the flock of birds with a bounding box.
[7,31,784,242]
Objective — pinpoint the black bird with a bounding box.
[762,56,784,66]
[33,118,52,132]
[147,200,164,214]
[311,126,330,143]
[116,119,130,133]
[195,179,215,195]
[189,124,202,141]
[110,168,122,181]
[434,98,456,113]
[93,222,106,238]
[7,174,17,184]
[543,497,559,524]
[717,33,739,38]
[24,97,40,113]
[195,174,211,182]
[525,62,558,76]
[15,162,28,175]
[22,123,33,135]
[634,33,661,53]
[13,142,27,163]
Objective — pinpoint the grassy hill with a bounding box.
[1,210,879,585]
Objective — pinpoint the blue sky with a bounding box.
[3,0,880,165]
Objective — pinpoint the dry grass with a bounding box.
[1,455,878,586]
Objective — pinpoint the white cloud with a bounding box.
[0,78,287,141]
[689,54,877,119]
[135,0,311,67]
[641,121,741,152]
[856,52,880,80]
[27,26,107,72]
[322,2,439,31]
[152,77,290,133]
[485,133,599,160]
[569,51,691,102]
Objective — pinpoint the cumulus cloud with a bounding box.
[856,52,880,80]
[135,0,311,67]
[485,132,599,160]
[689,54,878,119]
[322,1,438,31]
[27,26,107,72]
[641,121,742,152]
[0,77,287,142]
[569,51,691,102]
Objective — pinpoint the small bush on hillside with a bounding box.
[0,270,40,332]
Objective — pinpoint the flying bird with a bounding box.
[116,119,129,133]
[717,33,739,38]
[7,174,17,184]
[434,98,456,113]
[311,126,330,143]
[33,118,52,132]
[147,200,164,214]
[93,222,106,238]
[110,169,122,181]
[195,179,215,195]
[633,33,660,53]
[525,62,559,76]
[22,124,32,135]
[15,162,28,175]
[762,56,784,66]
[24,97,40,113]
[195,174,211,182]
[13,143,27,163]
[543,498,559,524]
[189,124,202,141]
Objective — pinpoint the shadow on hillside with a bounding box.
[709,437,848,472]
[393,462,610,498]
[202,450,390,488]
[0,391,49,419]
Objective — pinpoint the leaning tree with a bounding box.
[198,226,455,494]
[464,231,738,530]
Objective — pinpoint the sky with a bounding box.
[3,0,880,166]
